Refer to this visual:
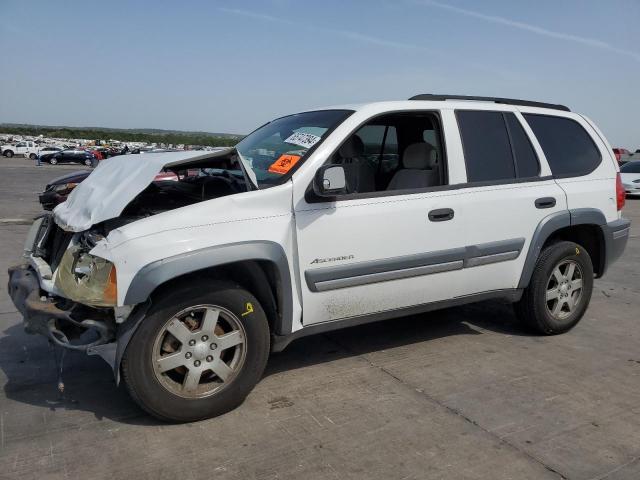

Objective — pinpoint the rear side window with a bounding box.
[523,114,601,177]
[457,111,515,182]
[504,114,539,177]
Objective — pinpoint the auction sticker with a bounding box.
[284,132,321,149]
[268,154,302,174]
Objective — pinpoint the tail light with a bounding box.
[616,173,626,211]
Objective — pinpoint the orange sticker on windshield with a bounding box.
[268,154,301,174]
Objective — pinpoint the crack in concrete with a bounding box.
[326,334,568,479]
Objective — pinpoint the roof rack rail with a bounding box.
[408,94,570,112]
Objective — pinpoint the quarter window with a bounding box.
[523,114,601,177]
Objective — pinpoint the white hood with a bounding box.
[53,150,230,232]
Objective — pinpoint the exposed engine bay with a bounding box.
[12,150,252,353]
[104,168,247,231]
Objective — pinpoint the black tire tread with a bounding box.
[516,240,593,335]
[121,279,270,422]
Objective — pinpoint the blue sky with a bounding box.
[1,0,638,146]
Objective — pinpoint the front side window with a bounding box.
[326,112,445,195]
[236,109,353,188]
[523,114,601,177]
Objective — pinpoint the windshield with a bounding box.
[236,109,353,187]
[621,161,640,173]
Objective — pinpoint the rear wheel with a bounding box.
[4,150,13,158]
[84,158,93,166]
[122,280,270,422]
[49,157,58,165]
[29,153,37,160]
[516,241,593,334]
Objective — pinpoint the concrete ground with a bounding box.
[0,156,639,480]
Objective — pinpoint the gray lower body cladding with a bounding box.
[305,238,525,292]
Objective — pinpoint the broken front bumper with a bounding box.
[8,264,114,350]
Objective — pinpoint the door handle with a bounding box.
[428,208,454,222]
[535,197,556,209]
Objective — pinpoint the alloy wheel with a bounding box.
[152,304,247,399]
[545,259,584,320]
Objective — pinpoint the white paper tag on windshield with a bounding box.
[284,132,321,149]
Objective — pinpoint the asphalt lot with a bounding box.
[0,156,639,479]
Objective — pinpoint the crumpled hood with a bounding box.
[53,150,229,232]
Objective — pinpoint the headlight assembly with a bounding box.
[53,182,78,194]
[54,244,117,307]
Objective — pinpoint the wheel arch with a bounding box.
[123,241,293,335]
[100,241,294,384]
[518,209,607,288]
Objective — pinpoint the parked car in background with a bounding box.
[613,147,634,165]
[38,146,63,156]
[39,170,91,210]
[613,148,631,162]
[1,140,39,158]
[39,148,97,166]
[621,150,640,164]
[39,168,181,210]
[84,148,104,160]
[620,160,640,197]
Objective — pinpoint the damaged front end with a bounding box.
[7,215,117,352]
[8,149,250,366]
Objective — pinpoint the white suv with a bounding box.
[8,95,630,422]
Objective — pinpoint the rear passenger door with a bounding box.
[452,109,568,294]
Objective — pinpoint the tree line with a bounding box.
[1,126,242,147]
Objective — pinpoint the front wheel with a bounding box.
[122,280,270,422]
[516,241,593,334]
[4,150,13,158]
[84,158,93,166]
[49,157,58,165]
[29,153,37,160]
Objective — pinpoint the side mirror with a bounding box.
[314,164,349,197]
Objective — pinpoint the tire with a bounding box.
[84,158,93,166]
[29,153,37,160]
[49,157,58,165]
[5,150,13,158]
[516,240,593,335]
[122,280,270,422]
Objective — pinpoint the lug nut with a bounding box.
[206,355,213,362]
[189,339,196,346]
[185,352,192,359]
[201,335,209,341]
[194,360,201,367]
[210,343,217,350]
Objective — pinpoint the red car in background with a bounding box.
[613,148,631,163]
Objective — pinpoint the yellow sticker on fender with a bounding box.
[268,154,301,174]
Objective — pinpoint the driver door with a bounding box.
[294,110,469,325]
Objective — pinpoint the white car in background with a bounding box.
[620,160,640,196]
